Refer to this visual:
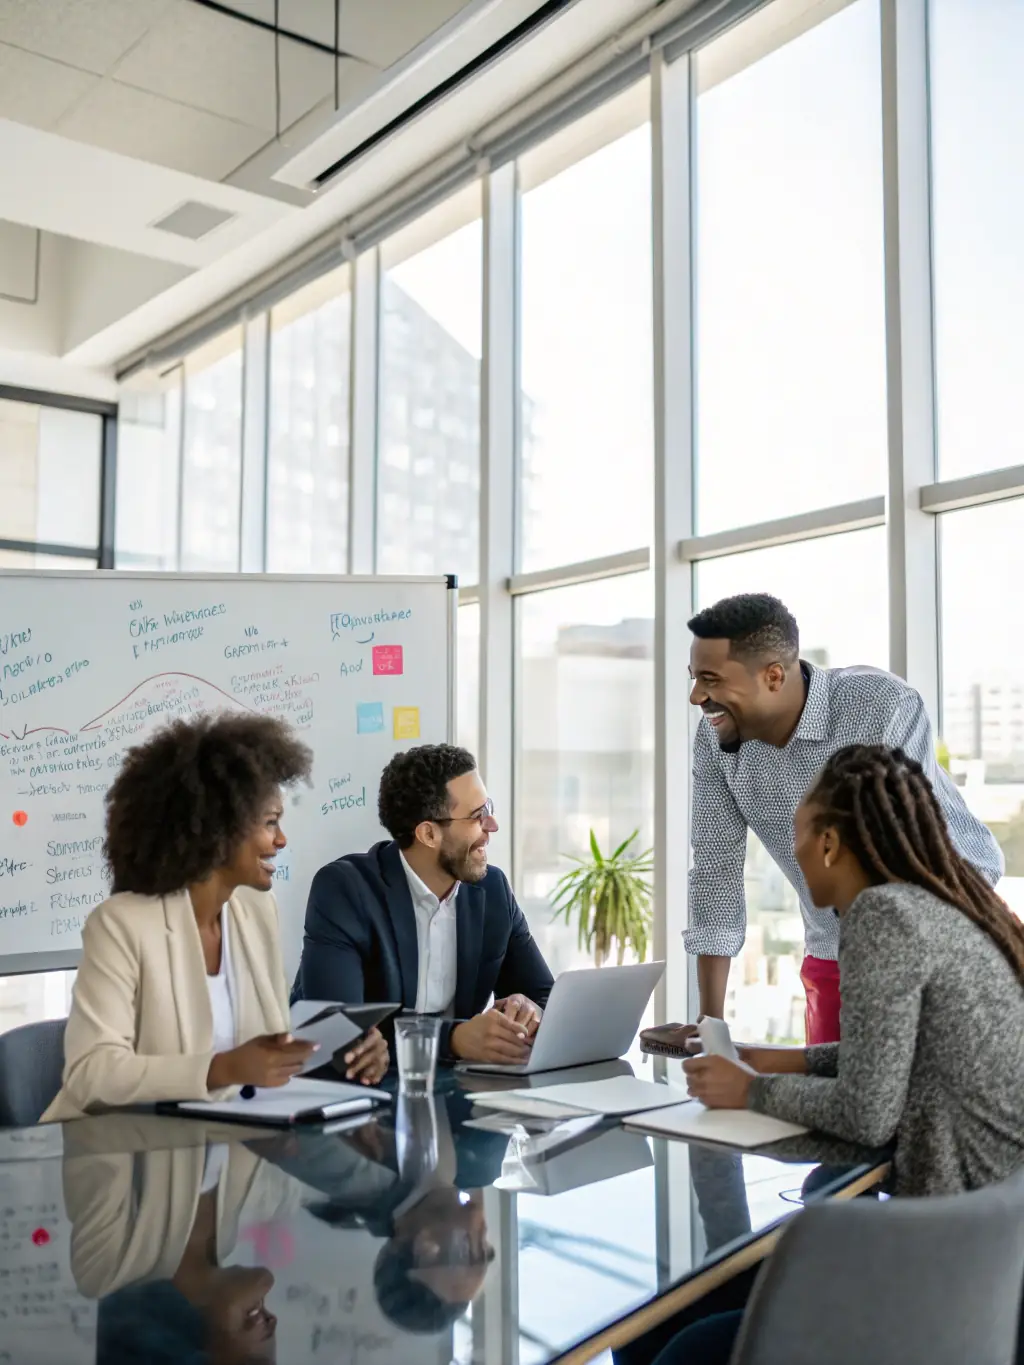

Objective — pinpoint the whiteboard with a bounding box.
[0,572,456,978]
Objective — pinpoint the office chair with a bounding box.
[730,1169,1024,1365]
[0,1017,67,1126]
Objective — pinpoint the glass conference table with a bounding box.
[0,1057,888,1365]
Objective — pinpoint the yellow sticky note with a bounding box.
[393,706,420,740]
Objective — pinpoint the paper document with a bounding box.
[470,1075,690,1119]
[697,1017,740,1062]
[624,1102,808,1149]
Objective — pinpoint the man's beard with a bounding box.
[439,841,486,884]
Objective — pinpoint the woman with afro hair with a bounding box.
[45,711,388,1121]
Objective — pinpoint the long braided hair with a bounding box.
[807,744,1024,986]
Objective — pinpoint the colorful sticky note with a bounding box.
[393,706,420,741]
[372,645,404,676]
[356,701,384,735]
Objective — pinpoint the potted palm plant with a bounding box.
[551,829,653,967]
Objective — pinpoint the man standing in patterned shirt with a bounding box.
[677,592,1002,1044]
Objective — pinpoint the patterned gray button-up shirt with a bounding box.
[685,663,1005,960]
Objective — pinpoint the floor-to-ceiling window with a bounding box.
[377,186,483,586]
[931,0,1024,919]
[690,0,887,1040]
[180,328,244,573]
[514,82,654,978]
[267,266,352,573]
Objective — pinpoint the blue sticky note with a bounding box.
[356,701,384,735]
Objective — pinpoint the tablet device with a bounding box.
[290,1001,400,1073]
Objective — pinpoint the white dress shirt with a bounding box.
[205,907,237,1058]
[400,852,458,1014]
[203,908,235,1194]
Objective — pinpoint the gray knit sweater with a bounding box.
[749,882,1024,1196]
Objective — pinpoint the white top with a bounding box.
[200,1141,230,1194]
[206,908,237,1060]
[400,852,458,1015]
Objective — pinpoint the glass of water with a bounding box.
[394,1014,442,1093]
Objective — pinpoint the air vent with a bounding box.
[150,201,237,240]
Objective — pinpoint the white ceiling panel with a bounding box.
[58,80,271,181]
[336,0,477,68]
[203,0,475,67]
[0,41,97,129]
[0,117,293,267]
[0,0,172,75]
[115,0,336,132]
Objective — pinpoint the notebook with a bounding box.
[623,1101,808,1149]
[469,1075,690,1120]
[160,1077,390,1129]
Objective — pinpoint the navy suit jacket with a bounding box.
[292,840,554,1057]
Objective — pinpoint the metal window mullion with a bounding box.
[507,546,650,595]
[652,49,696,1034]
[240,312,270,573]
[349,247,380,574]
[98,409,118,570]
[881,0,940,722]
[920,463,1024,514]
[480,162,517,879]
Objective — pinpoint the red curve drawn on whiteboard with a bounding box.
[0,725,71,742]
[79,672,254,733]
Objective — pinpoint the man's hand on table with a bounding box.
[450,1010,533,1064]
[492,994,543,1037]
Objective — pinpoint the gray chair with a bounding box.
[0,1018,67,1126]
[730,1170,1024,1365]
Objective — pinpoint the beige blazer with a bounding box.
[43,887,290,1123]
[61,1115,301,1297]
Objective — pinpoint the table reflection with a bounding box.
[0,1072,884,1365]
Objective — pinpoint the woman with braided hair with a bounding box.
[684,743,1024,1197]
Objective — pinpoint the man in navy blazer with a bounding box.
[293,744,554,1065]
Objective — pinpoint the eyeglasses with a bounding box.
[433,798,496,827]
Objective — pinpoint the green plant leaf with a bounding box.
[589,828,603,865]
[610,829,639,861]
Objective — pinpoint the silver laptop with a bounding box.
[459,960,665,1075]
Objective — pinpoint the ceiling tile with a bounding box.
[0,0,172,75]
[114,0,335,132]
[57,80,270,182]
[0,41,98,128]
[336,0,472,68]
[277,0,342,49]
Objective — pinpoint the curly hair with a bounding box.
[104,712,312,895]
[808,744,1024,985]
[688,593,799,666]
[377,744,476,848]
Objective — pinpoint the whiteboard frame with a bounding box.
[0,571,458,977]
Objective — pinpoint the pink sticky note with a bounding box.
[372,645,404,676]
